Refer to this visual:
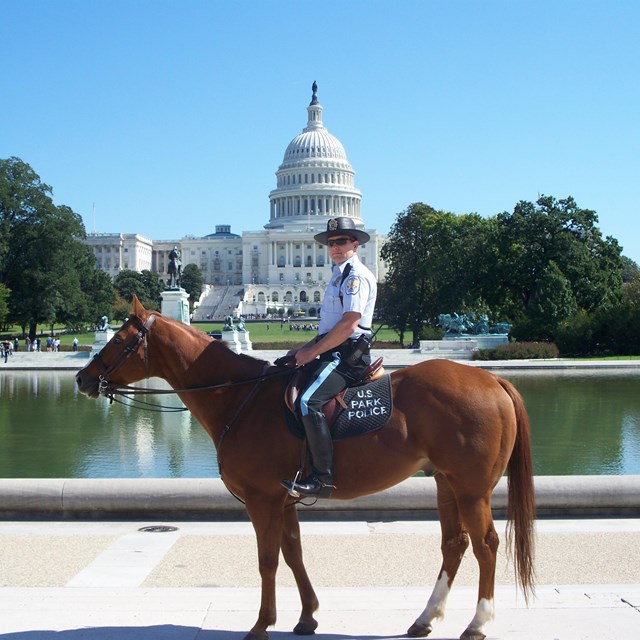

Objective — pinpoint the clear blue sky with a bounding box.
[2,0,639,263]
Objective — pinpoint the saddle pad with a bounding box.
[285,374,393,441]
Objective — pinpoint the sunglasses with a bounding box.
[327,237,354,247]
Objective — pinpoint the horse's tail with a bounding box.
[498,377,536,602]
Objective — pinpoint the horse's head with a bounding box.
[76,296,156,399]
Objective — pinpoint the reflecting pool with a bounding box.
[1,369,639,477]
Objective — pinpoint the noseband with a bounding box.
[93,314,156,397]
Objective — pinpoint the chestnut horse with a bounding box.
[75,298,535,640]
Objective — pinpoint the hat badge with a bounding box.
[328,219,338,231]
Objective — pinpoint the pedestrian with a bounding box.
[73,337,78,352]
[280,217,377,498]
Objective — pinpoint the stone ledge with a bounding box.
[1,476,638,520]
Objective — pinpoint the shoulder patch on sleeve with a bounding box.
[345,274,360,295]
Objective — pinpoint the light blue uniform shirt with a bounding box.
[317,254,377,339]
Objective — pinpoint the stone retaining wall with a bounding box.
[1,476,638,520]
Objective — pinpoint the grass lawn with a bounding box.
[22,320,403,349]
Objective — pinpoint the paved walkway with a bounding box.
[1,518,639,639]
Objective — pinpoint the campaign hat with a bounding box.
[313,217,370,246]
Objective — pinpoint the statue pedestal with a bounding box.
[419,339,477,360]
[161,288,190,325]
[92,329,114,354]
[236,331,253,352]
[443,334,509,349]
[221,330,242,354]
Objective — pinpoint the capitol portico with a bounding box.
[84,84,386,320]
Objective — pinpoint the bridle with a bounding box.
[93,314,157,397]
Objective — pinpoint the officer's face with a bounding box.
[328,236,357,264]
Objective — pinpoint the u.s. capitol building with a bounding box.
[84,85,386,319]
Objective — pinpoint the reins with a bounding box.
[99,367,293,412]
[94,312,292,405]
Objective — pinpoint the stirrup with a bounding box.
[281,472,335,499]
[282,469,303,497]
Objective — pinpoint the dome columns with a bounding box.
[269,194,361,222]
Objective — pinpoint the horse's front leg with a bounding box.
[281,503,319,635]
[244,496,286,640]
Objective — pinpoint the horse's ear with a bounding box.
[132,295,146,317]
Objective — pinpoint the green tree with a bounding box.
[376,280,410,346]
[380,203,492,345]
[0,283,10,329]
[113,269,161,310]
[180,263,204,307]
[621,257,640,307]
[140,269,163,309]
[487,195,624,339]
[112,293,133,323]
[113,269,150,304]
[0,157,109,338]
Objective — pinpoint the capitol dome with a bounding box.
[266,83,363,231]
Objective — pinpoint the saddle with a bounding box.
[279,356,385,428]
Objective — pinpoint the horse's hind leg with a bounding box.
[280,505,319,635]
[456,494,499,640]
[408,473,470,638]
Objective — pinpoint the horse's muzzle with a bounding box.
[75,370,100,399]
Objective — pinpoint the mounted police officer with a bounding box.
[281,217,377,498]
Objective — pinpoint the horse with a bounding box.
[75,297,535,640]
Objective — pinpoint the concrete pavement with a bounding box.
[0,517,639,639]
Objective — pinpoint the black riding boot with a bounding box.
[281,410,335,498]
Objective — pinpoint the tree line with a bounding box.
[379,201,640,355]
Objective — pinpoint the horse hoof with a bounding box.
[293,618,318,635]
[460,630,485,640]
[407,622,432,637]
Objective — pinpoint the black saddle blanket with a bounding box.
[286,374,393,441]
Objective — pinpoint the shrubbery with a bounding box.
[473,341,560,360]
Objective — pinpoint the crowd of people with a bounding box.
[1,335,80,361]
[288,322,319,332]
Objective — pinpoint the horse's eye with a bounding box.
[113,337,123,344]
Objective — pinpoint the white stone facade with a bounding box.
[84,233,153,279]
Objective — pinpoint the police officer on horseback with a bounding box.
[281,217,377,498]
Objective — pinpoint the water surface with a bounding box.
[1,369,639,477]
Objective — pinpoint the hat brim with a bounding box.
[314,229,371,246]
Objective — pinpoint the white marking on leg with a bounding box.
[414,570,451,629]
[466,598,494,636]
